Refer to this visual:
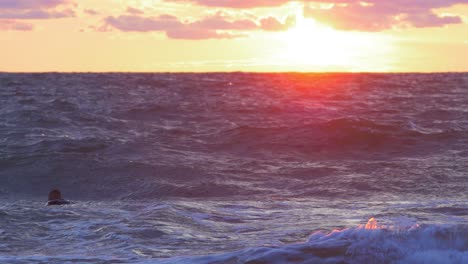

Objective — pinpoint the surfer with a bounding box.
[46,189,70,206]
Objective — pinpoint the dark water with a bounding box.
[0,73,467,263]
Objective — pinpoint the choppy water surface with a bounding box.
[0,73,467,263]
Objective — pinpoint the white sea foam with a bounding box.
[159,218,467,264]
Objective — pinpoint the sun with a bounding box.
[282,17,351,66]
[272,12,394,71]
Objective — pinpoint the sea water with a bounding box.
[0,73,466,263]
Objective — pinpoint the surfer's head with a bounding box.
[48,189,62,201]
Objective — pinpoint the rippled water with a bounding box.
[0,73,467,263]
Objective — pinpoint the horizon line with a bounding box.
[1,71,467,74]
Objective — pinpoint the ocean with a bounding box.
[0,73,466,263]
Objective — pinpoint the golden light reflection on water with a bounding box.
[365,217,378,230]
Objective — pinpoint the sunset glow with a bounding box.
[1,0,467,72]
[276,13,395,71]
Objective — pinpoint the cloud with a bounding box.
[166,0,468,31]
[126,6,145,15]
[0,9,75,19]
[191,14,258,30]
[407,12,462,28]
[104,14,182,33]
[166,29,245,39]
[0,0,71,9]
[0,0,75,19]
[104,12,294,39]
[165,0,292,8]
[0,0,75,30]
[260,15,295,31]
[84,9,99,16]
[168,0,468,9]
[303,1,466,31]
[0,19,34,31]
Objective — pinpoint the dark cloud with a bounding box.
[104,12,293,39]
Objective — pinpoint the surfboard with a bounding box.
[46,199,70,206]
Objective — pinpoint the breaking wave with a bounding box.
[164,218,467,264]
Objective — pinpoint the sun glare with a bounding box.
[273,12,394,71]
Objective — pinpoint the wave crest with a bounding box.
[164,219,467,264]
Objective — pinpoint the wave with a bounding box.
[0,116,464,199]
[1,73,467,200]
[162,218,467,264]
[210,118,463,156]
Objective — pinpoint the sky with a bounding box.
[1,0,468,72]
